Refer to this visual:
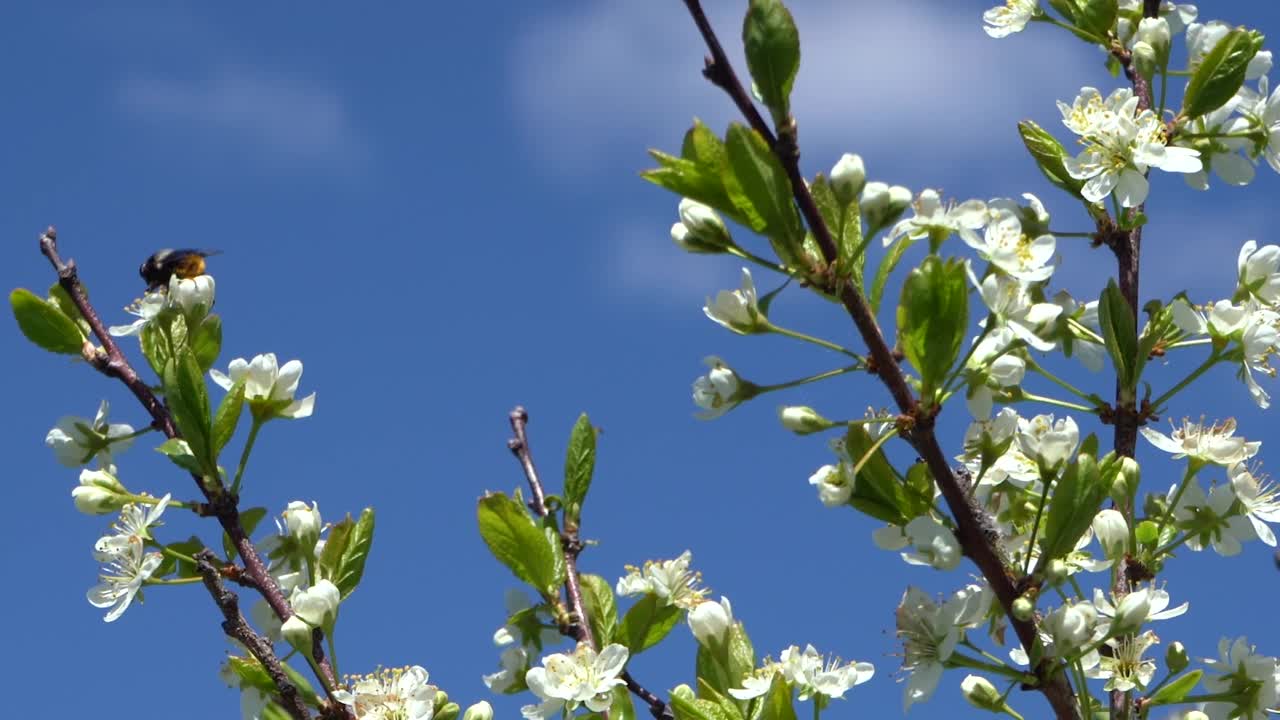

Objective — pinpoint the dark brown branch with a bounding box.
[38,227,351,718]
[507,407,673,720]
[195,550,312,720]
[677,4,1081,718]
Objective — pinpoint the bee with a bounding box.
[139,249,220,291]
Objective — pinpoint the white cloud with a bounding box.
[119,66,366,171]
[511,0,1100,179]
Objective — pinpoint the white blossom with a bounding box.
[692,357,747,419]
[885,189,987,248]
[808,463,853,507]
[830,153,867,201]
[1201,637,1280,720]
[94,495,171,558]
[704,268,766,334]
[335,666,437,720]
[1238,241,1280,305]
[901,516,962,571]
[963,208,1055,282]
[777,644,874,701]
[1141,418,1259,468]
[71,468,128,515]
[616,550,707,609]
[87,537,163,622]
[211,353,316,420]
[1087,631,1159,692]
[896,584,992,710]
[1167,479,1255,556]
[982,0,1039,38]
[1092,586,1188,635]
[521,643,629,719]
[689,596,734,647]
[1230,463,1280,546]
[46,400,135,468]
[1015,413,1079,475]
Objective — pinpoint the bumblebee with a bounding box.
[140,249,219,291]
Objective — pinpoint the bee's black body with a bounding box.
[140,249,219,291]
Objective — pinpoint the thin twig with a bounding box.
[507,407,673,720]
[677,5,1081,718]
[195,550,312,720]
[38,227,350,718]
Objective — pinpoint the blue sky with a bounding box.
[4,1,1280,718]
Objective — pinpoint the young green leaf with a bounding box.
[671,694,736,720]
[163,351,214,473]
[10,288,85,355]
[869,236,915,313]
[156,437,204,475]
[1183,29,1265,119]
[756,674,798,720]
[476,493,566,596]
[212,379,246,457]
[1036,452,1108,571]
[897,256,968,399]
[579,573,618,645]
[192,314,223,373]
[1017,121,1085,198]
[723,123,805,265]
[1149,670,1203,705]
[155,535,206,578]
[1071,0,1118,40]
[609,686,637,720]
[47,283,91,338]
[1098,280,1139,395]
[563,413,596,523]
[318,516,354,585]
[617,595,682,654]
[696,679,745,720]
[742,0,800,120]
[642,150,746,229]
[331,507,375,597]
[844,425,911,525]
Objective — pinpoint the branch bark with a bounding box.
[507,407,674,720]
[677,4,1082,717]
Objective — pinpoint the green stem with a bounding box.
[1165,338,1212,349]
[756,364,863,394]
[327,627,340,680]
[1157,691,1239,706]
[231,418,265,496]
[1157,67,1169,117]
[948,651,1038,684]
[1150,353,1221,410]
[1068,575,1087,601]
[1156,461,1202,542]
[1068,319,1105,345]
[1025,357,1100,405]
[1071,658,1092,720]
[122,492,191,510]
[145,576,203,585]
[1153,532,1193,558]
[148,540,199,566]
[1017,391,1097,414]
[770,324,863,360]
[851,427,898,477]
[726,245,791,276]
[1037,15,1105,44]
[1024,473,1055,574]
[113,426,157,444]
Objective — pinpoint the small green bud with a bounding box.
[778,406,836,435]
[960,674,1003,712]
[461,702,493,720]
[1012,596,1035,622]
[672,198,733,253]
[1166,641,1189,674]
[435,703,460,720]
[1132,41,1157,80]
[281,615,313,655]
[1045,559,1070,587]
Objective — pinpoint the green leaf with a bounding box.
[742,0,800,120]
[642,150,747,229]
[610,685,637,720]
[1018,121,1085,198]
[697,679,745,720]
[869,237,915,313]
[316,509,376,598]
[225,507,269,562]
[617,594,682,654]
[724,620,755,689]
[1098,280,1138,395]
[1135,519,1159,546]
[579,573,618,645]
[10,288,84,354]
[672,694,736,720]
[477,493,566,595]
[226,655,275,694]
[696,645,734,701]
[756,674,797,720]
[212,379,246,457]
[140,319,169,377]
[844,426,911,525]
[1149,670,1203,705]
[1071,0,1117,39]
[163,351,214,473]
[192,314,222,373]
[1046,0,1076,22]
[897,256,968,398]
[1184,29,1265,119]
[563,413,596,523]
[48,283,91,338]
[155,535,205,578]
[156,437,204,474]
[723,123,805,265]
[1037,452,1108,570]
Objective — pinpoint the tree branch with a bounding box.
[677,4,1081,718]
[507,407,674,720]
[195,550,312,720]
[38,227,350,718]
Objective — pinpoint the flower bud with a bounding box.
[830,153,867,203]
[1132,41,1157,79]
[1183,711,1209,720]
[778,406,835,435]
[1045,559,1069,587]
[960,675,1002,711]
[1012,596,1035,622]
[673,198,733,253]
[283,500,322,550]
[168,274,216,317]
[860,183,913,234]
[689,596,734,647]
[1092,509,1129,560]
[1165,641,1189,674]
[435,702,461,720]
[1116,457,1141,501]
[1044,602,1097,654]
[1112,588,1151,634]
[461,701,493,720]
[291,580,341,631]
[72,468,128,515]
[1135,17,1171,60]
[281,615,314,654]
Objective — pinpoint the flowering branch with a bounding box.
[37,227,350,719]
[676,4,1082,718]
[194,550,312,720]
[506,406,674,720]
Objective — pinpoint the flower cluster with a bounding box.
[616,550,708,610]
